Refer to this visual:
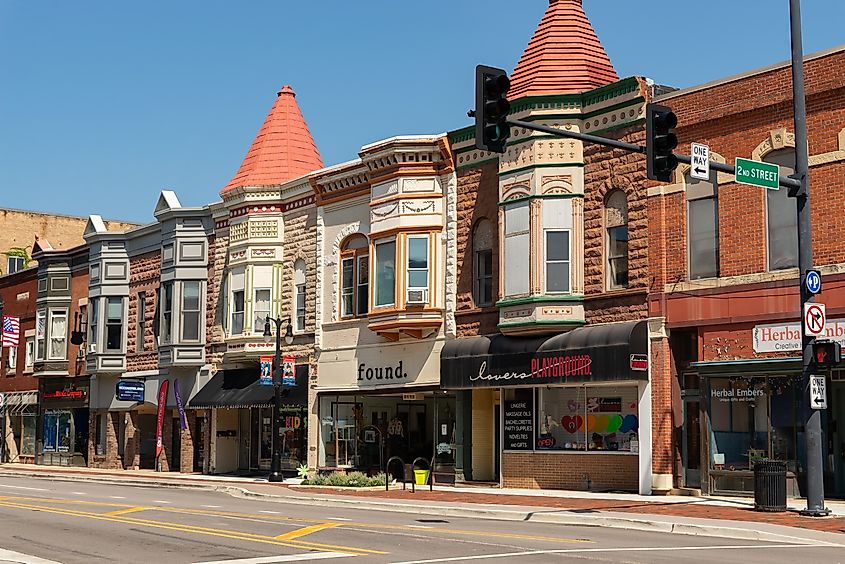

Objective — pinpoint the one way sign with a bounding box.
[811,375,827,410]
[691,143,710,181]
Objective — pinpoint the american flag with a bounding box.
[2,316,20,348]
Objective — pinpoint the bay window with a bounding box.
[160,282,173,344]
[545,231,570,294]
[182,281,201,342]
[105,298,123,352]
[88,300,98,349]
[340,235,368,318]
[48,310,68,360]
[294,259,306,332]
[374,239,396,307]
[231,290,245,335]
[25,337,34,371]
[253,288,271,333]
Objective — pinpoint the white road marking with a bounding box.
[109,496,126,499]
[391,543,834,564]
[71,492,87,496]
[201,505,222,508]
[152,500,172,504]
[195,552,353,564]
[407,525,433,529]
[324,517,351,521]
[0,547,62,563]
[259,510,280,514]
[0,484,49,492]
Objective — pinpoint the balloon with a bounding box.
[586,414,597,432]
[620,414,638,433]
[606,414,623,433]
[594,415,610,433]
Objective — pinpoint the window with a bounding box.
[687,171,719,279]
[36,310,46,361]
[25,337,34,371]
[106,298,123,351]
[605,190,628,289]
[231,290,245,335]
[545,231,570,293]
[48,310,68,360]
[160,283,173,344]
[182,281,201,342]
[340,235,368,318]
[473,219,494,307]
[407,235,429,290]
[294,258,306,332]
[503,202,530,297]
[7,256,25,275]
[136,292,146,353]
[537,385,639,452]
[374,239,396,307]
[253,288,271,333]
[6,345,17,372]
[765,149,798,271]
[89,300,98,348]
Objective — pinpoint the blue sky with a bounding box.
[1,1,843,223]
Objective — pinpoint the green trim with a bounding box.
[580,97,645,120]
[496,295,584,307]
[456,156,499,171]
[498,193,583,206]
[499,162,583,177]
[589,118,646,137]
[449,125,474,144]
[690,357,802,376]
[498,320,586,330]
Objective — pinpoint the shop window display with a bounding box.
[537,386,639,452]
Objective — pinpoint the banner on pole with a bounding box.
[155,380,169,460]
[260,356,273,386]
[282,355,296,387]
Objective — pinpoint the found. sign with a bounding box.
[810,375,827,410]
[690,143,710,181]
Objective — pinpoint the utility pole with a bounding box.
[790,0,829,517]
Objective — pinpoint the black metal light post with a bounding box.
[263,316,294,483]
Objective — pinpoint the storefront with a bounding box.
[316,339,459,482]
[1,391,38,463]
[441,320,653,494]
[37,377,90,467]
[189,364,308,475]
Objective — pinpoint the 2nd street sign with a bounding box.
[735,157,780,190]
[691,143,710,181]
[810,375,827,410]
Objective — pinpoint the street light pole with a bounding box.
[789,0,829,517]
[264,316,294,483]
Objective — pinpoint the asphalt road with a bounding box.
[0,475,841,564]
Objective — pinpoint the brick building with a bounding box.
[649,46,845,497]
[0,267,38,463]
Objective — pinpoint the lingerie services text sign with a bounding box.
[753,318,845,353]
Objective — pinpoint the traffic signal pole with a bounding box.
[790,0,828,517]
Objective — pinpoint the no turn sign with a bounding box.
[805,303,826,337]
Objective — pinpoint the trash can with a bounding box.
[414,469,430,486]
[754,459,787,512]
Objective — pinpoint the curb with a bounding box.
[1,469,841,547]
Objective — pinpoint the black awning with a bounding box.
[441,320,648,389]
[189,365,308,409]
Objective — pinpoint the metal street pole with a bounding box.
[790,0,829,517]
[269,316,284,483]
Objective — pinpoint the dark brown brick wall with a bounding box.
[503,452,639,492]
[127,250,160,372]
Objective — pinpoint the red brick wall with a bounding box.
[650,338,673,477]
[503,452,638,492]
[0,270,37,390]
[455,161,500,338]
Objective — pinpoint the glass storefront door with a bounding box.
[238,407,274,472]
[682,397,701,488]
[830,381,845,498]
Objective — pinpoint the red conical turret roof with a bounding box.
[222,85,324,194]
[509,0,618,99]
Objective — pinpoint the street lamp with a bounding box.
[263,316,294,482]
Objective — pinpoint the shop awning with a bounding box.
[188,365,308,409]
[0,391,38,416]
[690,357,802,375]
[441,320,648,389]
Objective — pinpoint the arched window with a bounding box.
[687,169,719,279]
[765,149,798,271]
[294,259,306,332]
[605,190,629,289]
[340,234,369,318]
[472,219,494,307]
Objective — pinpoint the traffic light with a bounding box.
[474,65,511,153]
[646,103,679,182]
[812,340,841,368]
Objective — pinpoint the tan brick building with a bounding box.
[648,46,845,498]
[0,208,135,276]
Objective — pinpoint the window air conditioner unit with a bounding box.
[406,288,429,304]
[88,343,97,354]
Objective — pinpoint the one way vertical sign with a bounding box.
[691,143,710,180]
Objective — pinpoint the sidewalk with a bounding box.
[2,463,844,540]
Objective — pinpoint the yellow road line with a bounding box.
[102,506,151,517]
[275,523,339,541]
[0,501,384,556]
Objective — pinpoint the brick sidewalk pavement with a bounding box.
[304,487,845,535]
